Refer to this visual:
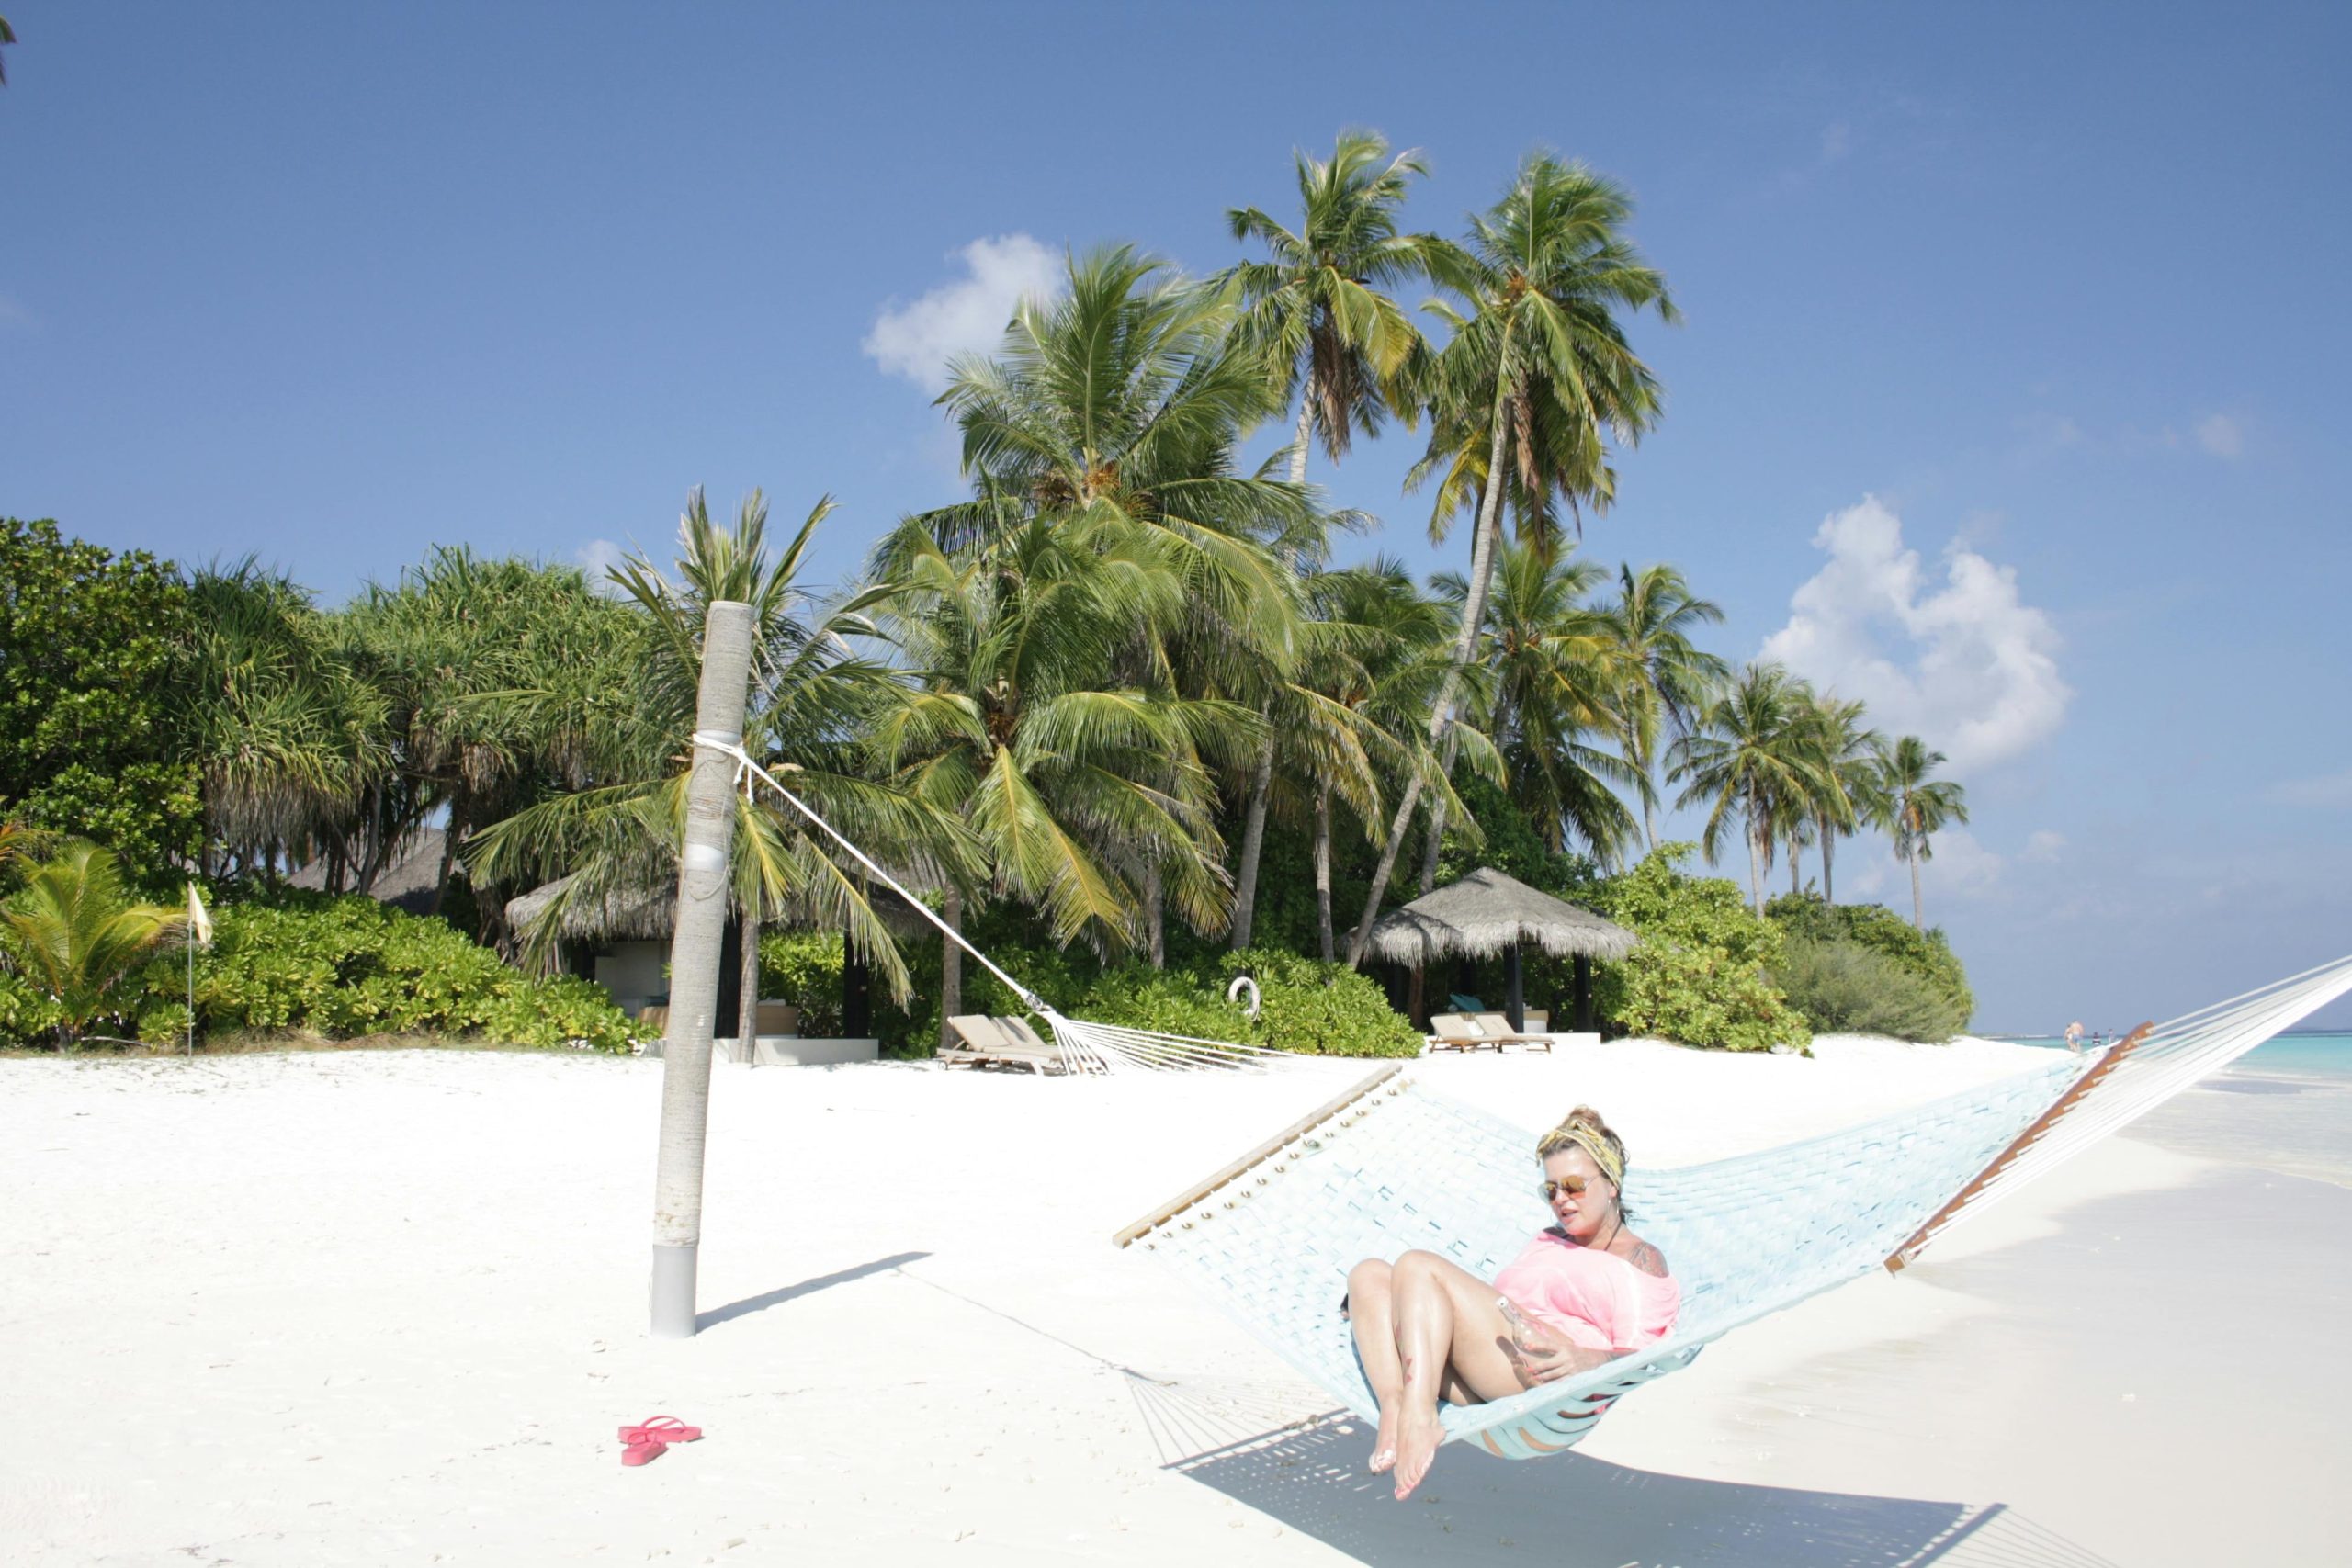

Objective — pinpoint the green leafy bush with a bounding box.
[1591,844,1811,1054]
[85,889,638,1053]
[874,934,1420,1059]
[1766,894,1973,1028]
[756,929,846,1036]
[1771,936,1968,1043]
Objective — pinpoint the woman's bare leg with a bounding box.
[1386,1249,1527,1500]
[1345,1258,1405,1472]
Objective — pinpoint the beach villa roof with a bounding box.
[1360,866,1636,965]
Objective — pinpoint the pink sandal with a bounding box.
[619,1415,703,1465]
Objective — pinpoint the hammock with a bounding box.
[1110,954,2352,1458]
[709,736,2352,1455]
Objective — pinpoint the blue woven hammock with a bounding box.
[1106,954,2352,1460]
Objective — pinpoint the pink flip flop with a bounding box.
[619,1415,703,1465]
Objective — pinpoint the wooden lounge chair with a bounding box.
[1425,1012,1502,1052]
[1475,1012,1553,1052]
[939,1013,1068,1074]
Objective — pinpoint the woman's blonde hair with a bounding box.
[1537,1105,1627,1193]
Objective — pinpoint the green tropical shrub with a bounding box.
[1770,935,1968,1043]
[1591,844,1810,1054]
[0,840,189,1044]
[1765,894,1973,1028]
[756,929,846,1036]
[16,888,642,1053]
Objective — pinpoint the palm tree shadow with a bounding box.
[1152,1397,2120,1568]
[696,1250,931,1330]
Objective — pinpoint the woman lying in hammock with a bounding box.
[1344,1105,1680,1500]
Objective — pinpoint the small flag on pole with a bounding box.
[186,882,213,947]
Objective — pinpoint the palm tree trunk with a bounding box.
[939,885,963,1049]
[1228,719,1276,951]
[1314,784,1334,964]
[1231,388,1317,953]
[735,903,762,1058]
[429,807,462,917]
[1344,424,1510,966]
[1747,794,1767,917]
[1144,863,1165,968]
[1818,814,1836,904]
[1789,832,1802,897]
[1910,853,1925,931]
[1417,728,1462,895]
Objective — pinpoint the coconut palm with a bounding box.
[0,840,187,1045]
[1347,155,1675,964]
[1441,539,1641,867]
[1219,131,1453,949]
[1799,692,1878,904]
[871,513,1257,1033]
[1295,561,1493,961]
[916,244,1309,958]
[466,491,946,1021]
[1862,734,1970,929]
[1595,564,1729,850]
[0,17,16,87]
[1668,662,1829,915]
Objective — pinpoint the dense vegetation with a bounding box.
[0,132,1981,1055]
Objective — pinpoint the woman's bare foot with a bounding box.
[1367,1403,1401,1472]
[1390,1409,1442,1500]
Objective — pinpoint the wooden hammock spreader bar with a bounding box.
[1884,1021,2154,1272]
[1113,1065,1406,1247]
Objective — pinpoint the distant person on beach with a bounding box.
[2066,1021,2086,1053]
[1341,1106,1679,1501]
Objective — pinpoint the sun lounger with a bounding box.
[939,1013,1068,1074]
[1475,1012,1553,1051]
[1426,1012,1501,1052]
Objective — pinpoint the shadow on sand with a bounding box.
[697,1250,932,1330]
[1135,1379,2119,1568]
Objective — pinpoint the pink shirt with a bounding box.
[1492,1230,1681,1354]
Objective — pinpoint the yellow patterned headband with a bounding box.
[1538,1124,1624,1189]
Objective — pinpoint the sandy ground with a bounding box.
[3,1037,2343,1567]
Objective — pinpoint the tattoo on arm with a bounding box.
[1628,1240,1668,1278]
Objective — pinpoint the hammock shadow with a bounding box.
[696,1250,932,1330]
[1153,1400,2120,1568]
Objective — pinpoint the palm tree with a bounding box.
[1443,539,1641,867]
[0,840,187,1045]
[1219,131,1452,950]
[1347,155,1676,964]
[871,513,1254,1034]
[1295,561,1488,961]
[179,561,391,885]
[1863,734,1969,929]
[916,245,1307,963]
[1595,564,1729,850]
[1799,692,1877,904]
[0,17,16,87]
[1668,663,1827,915]
[466,491,944,1023]
[346,548,645,921]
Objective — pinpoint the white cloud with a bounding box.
[1760,496,2071,773]
[2194,413,2245,458]
[1924,827,2005,897]
[863,234,1062,392]
[2266,769,2352,809]
[575,538,634,595]
[2020,829,2067,863]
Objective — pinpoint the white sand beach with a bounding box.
[5,1038,2344,1567]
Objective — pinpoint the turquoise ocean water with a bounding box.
[1996,1031,2352,1186]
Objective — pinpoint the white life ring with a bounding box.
[1227,974,1262,1020]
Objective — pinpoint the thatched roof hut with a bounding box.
[1362,867,1635,965]
[1361,867,1635,1033]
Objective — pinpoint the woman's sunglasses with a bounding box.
[1537,1176,1591,1201]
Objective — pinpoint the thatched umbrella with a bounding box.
[1360,866,1636,1032]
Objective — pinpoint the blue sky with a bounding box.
[5,3,2347,1029]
